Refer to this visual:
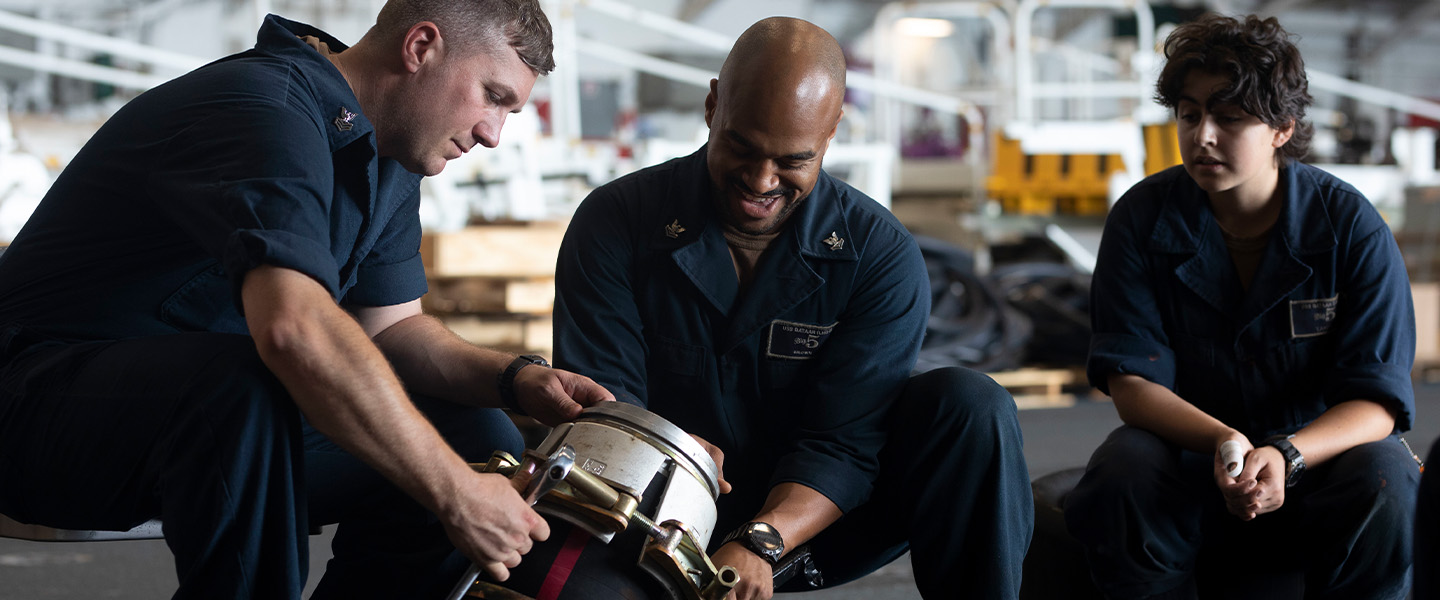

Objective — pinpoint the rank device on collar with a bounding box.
[664,219,686,239]
[823,231,844,251]
[334,106,356,131]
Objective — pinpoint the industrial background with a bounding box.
[0,0,1438,598]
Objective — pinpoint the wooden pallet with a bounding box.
[423,277,555,315]
[1416,360,1440,384]
[441,314,553,356]
[421,222,567,278]
[986,367,1088,410]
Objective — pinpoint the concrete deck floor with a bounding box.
[2,385,1436,599]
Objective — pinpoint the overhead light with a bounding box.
[896,18,954,38]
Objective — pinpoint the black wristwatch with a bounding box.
[721,521,784,566]
[497,354,548,415]
[1264,434,1306,488]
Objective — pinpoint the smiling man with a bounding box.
[553,17,1032,600]
[0,1,614,599]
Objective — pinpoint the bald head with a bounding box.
[717,17,846,115]
[702,18,848,235]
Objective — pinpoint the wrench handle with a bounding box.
[771,545,822,589]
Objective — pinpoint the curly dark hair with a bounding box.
[1155,14,1313,164]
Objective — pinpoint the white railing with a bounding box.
[0,8,204,91]
[548,0,995,208]
[1013,0,1156,124]
[1307,70,1440,126]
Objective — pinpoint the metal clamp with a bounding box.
[451,446,737,600]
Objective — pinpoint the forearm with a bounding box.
[1290,399,1395,467]
[372,313,515,408]
[750,482,843,555]
[1109,373,1237,454]
[243,266,472,516]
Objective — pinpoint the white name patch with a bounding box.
[1289,295,1338,338]
[765,320,838,360]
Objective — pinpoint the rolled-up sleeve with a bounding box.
[346,187,428,307]
[224,228,339,297]
[1087,195,1177,395]
[1326,222,1416,431]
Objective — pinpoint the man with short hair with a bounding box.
[0,1,610,598]
[554,17,1033,600]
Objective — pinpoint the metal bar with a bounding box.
[548,0,582,145]
[576,37,715,88]
[578,0,733,51]
[0,9,202,72]
[1029,81,1148,99]
[1308,69,1440,124]
[1045,223,1097,274]
[850,71,974,114]
[0,44,172,90]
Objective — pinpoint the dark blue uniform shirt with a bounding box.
[1089,163,1415,438]
[0,15,426,342]
[554,147,929,515]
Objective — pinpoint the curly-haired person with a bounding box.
[1063,13,1419,600]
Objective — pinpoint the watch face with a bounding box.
[732,522,784,564]
[748,525,783,552]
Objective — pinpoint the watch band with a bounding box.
[721,521,785,566]
[1264,434,1305,488]
[497,354,548,415]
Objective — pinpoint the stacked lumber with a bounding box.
[1415,282,1440,381]
[986,367,1092,410]
[421,221,566,355]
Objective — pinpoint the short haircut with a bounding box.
[1155,13,1313,164]
[374,0,555,75]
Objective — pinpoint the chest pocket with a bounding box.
[650,335,706,387]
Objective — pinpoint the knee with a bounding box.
[899,367,1017,430]
[412,395,523,461]
[1068,427,1175,511]
[185,337,297,431]
[1321,441,1420,530]
[445,410,523,461]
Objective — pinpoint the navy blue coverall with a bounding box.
[553,147,1033,598]
[0,16,518,599]
[1065,163,1419,599]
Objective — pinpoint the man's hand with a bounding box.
[513,365,614,426]
[1219,445,1286,521]
[714,542,773,600]
[439,472,551,582]
[689,433,732,494]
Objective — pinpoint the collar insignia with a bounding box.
[823,231,844,251]
[664,219,686,239]
[334,107,356,132]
